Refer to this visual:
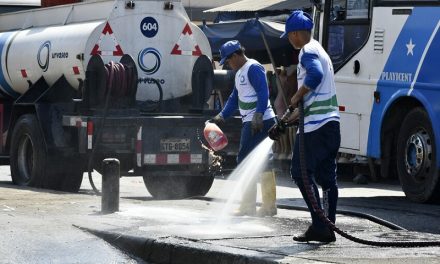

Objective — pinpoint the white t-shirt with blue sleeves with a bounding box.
[221,59,275,123]
[298,39,340,133]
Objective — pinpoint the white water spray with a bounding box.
[214,137,274,224]
[119,137,276,237]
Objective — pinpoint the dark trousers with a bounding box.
[290,121,341,230]
[237,118,276,164]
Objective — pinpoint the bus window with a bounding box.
[331,0,347,21]
[347,0,369,19]
[325,0,371,71]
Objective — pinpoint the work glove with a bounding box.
[209,114,225,126]
[268,121,282,141]
[251,112,263,135]
[282,107,299,127]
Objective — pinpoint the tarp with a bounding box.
[200,18,297,67]
[213,11,289,23]
[204,0,310,13]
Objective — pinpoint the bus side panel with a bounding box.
[366,7,440,164]
[332,7,406,156]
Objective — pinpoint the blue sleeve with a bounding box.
[220,87,238,119]
[301,52,323,90]
[248,64,269,113]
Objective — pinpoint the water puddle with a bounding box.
[119,205,273,237]
[119,137,275,237]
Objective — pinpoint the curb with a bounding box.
[75,226,280,264]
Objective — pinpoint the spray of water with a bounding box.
[214,137,274,224]
[117,138,275,237]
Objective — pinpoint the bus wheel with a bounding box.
[397,108,440,203]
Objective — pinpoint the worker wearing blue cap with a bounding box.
[210,40,277,217]
[281,10,341,243]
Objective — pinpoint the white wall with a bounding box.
[0,0,41,5]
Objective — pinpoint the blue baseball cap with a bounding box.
[219,40,241,65]
[280,10,314,39]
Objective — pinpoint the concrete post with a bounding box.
[101,158,120,213]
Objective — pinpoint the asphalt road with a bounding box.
[100,165,440,235]
[1,164,440,263]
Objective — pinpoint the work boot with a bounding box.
[293,225,336,243]
[232,206,256,216]
[256,170,277,217]
[232,180,257,216]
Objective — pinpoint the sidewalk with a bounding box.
[76,197,440,264]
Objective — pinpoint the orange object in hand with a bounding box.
[203,122,228,151]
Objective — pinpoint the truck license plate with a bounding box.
[160,139,190,152]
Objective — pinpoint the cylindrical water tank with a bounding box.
[0,0,213,101]
[213,70,235,92]
[1,22,100,97]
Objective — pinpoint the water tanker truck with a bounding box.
[0,0,233,198]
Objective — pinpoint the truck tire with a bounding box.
[396,108,440,203]
[10,114,83,192]
[143,175,214,199]
[10,114,50,188]
[58,170,83,192]
[187,175,214,197]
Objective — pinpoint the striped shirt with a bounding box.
[221,59,275,123]
[298,39,340,133]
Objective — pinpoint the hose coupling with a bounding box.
[268,106,296,141]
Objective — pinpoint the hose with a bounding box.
[191,196,405,231]
[297,100,440,247]
[138,78,163,113]
[88,61,134,195]
[275,204,406,231]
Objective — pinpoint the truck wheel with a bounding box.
[188,175,214,197]
[143,175,214,199]
[59,170,83,192]
[10,114,49,188]
[396,108,440,203]
[55,156,84,192]
[10,114,83,192]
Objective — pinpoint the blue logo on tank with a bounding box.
[138,48,161,75]
[37,41,51,72]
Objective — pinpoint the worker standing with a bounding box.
[211,40,277,217]
[280,10,341,242]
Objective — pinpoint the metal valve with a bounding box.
[126,1,135,9]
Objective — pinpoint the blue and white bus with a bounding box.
[315,0,440,203]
